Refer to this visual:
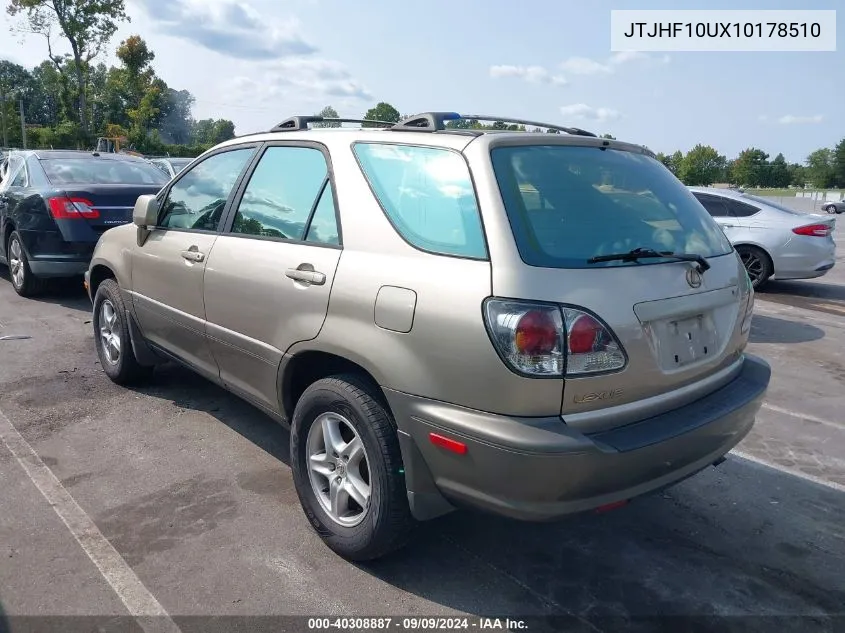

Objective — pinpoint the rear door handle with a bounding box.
[180,249,205,262]
[285,268,326,285]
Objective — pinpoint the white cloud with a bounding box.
[560,103,621,122]
[228,58,373,104]
[132,0,316,59]
[559,51,669,76]
[778,114,824,124]
[560,56,612,75]
[609,51,648,65]
[489,65,567,85]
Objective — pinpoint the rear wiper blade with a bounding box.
[587,247,710,273]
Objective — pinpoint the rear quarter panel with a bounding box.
[88,223,137,292]
[287,135,566,417]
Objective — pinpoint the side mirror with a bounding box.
[133,194,159,228]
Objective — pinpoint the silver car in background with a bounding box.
[689,187,836,289]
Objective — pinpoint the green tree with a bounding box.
[833,138,845,188]
[805,148,835,188]
[7,0,130,137]
[362,101,400,127]
[678,144,725,186]
[0,60,34,145]
[730,148,769,187]
[787,163,807,188]
[600,133,616,140]
[768,153,790,188]
[30,60,66,125]
[313,105,340,128]
[192,118,235,145]
[157,88,194,144]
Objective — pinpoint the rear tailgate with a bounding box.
[481,138,753,434]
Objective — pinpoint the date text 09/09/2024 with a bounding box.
[623,22,822,39]
[307,617,529,630]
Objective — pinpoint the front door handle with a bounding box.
[180,249,205,262]
[285,267,326,285]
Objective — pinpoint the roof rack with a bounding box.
[389,112,597,137]
[269,116,396,132]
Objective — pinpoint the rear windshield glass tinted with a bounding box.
[491,145,733,269]
[41,158,169,186]
[741,193,802,215]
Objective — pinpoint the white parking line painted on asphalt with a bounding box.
[761,403,844,430]
[0,407,182,633]
[731,449,845,493]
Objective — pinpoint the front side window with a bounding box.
[353,143,487,259]
[158,147,255,231]
[231,146,329,241]
[491,145,733,269]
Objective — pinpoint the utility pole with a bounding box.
[19,98,26,149]
[0,86,7,148]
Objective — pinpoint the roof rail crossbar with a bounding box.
[270,116,396,132]
[390,112,597,137]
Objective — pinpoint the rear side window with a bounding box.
[41,158,169,186]
[353,143,487,259]
[693,194,729,217]
[491,145,733,269]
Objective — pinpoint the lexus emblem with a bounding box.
[686,268,703,289]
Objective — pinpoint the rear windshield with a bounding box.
[741,193,803,215]
[491,145,733,269]
[41,158,169,186]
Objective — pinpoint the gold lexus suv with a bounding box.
[86,112,770,561]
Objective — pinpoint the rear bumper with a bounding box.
[387,354,770,522]
[28,255,91,277]
[772,237,836,280]
[18,230,94,278]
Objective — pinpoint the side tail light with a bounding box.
[483,299,626,377]
[47,196,99,219]
[792,223,832,237]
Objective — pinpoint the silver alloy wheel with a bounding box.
[739,250,764,286]
[8,238,24,289]
[98,299,122,365]
[306,411,371,527]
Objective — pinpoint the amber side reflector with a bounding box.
[429,432,468,455]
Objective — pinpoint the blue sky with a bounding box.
[1,0,842,163]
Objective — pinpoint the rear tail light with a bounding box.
[792,223,832,237]
[562,308,626,374]
[48,196,99,219]
[483,299,626,377]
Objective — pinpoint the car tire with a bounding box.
[290,374,415,561]
[826,205,837,214]
[736,245,772,290]
[93,278,153,385]
[7,231,45,297]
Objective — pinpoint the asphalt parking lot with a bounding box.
[1,215,844,633]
